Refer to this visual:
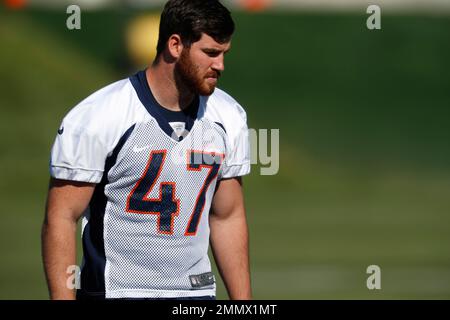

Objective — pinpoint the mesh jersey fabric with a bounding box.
[50,70,250,298]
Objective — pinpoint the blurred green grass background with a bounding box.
[1,7,449,299]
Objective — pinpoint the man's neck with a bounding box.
[146,63,195,112]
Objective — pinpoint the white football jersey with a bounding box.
[50,70,250,299]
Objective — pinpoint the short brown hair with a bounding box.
[156,0,235,56]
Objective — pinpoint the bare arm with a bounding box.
[209,177,252,300]
[41,178,95,300]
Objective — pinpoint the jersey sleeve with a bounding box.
[50,79,140,184]
[50,103,110,183]
[220,103,251,179]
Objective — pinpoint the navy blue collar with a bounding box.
[129,70,200,140]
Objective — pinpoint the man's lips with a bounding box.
[205,71,220,79]
[204,71,220,86]
[206,77,218,85]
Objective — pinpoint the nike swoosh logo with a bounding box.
[132,145,152,153]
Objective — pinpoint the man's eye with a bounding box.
[205,51,220,57]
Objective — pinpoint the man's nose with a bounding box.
[212,55,225,72]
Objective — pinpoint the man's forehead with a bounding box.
[195,33,231,50]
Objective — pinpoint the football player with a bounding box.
[42,0,251,300]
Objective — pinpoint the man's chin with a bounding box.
[197,84,216,96]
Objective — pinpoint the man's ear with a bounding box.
[167,34,183,59]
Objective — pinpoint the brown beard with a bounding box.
[175,48,217,96]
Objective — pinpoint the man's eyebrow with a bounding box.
[202,46,231,53]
